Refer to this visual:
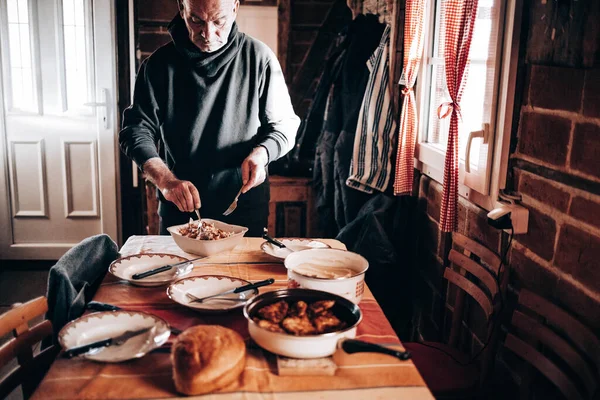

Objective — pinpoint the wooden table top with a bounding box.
[32,236,433,400]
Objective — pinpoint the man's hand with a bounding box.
[160,178,201,212]
[142,158,201,212]
[241,147,269,193]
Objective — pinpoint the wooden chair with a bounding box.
[504,289,600,400]
[404,232,506,398]
[0,297,59,399]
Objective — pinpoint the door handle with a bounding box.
[84,88,110,129]
[465,123,489,173]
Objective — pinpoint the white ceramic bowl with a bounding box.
[243,289,362,359]
[284,249,369,304]
[167,218,248,256]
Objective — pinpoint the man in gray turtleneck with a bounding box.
[119,0,299,236]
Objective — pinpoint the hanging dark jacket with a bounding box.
[289,31,349,175]
[312,14,386,236]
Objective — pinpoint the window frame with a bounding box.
[414,0,522,211]
[0,0,42,115]
[57,0,96,115]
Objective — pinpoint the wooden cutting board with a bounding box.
[276,355,338,376]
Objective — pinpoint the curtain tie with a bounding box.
[437,101,462,120]
[401,87,413,96]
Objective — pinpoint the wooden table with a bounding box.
[32,236,433,399]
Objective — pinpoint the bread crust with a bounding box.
[171,325,246,395]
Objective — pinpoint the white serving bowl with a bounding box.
[284,249,369,304]
[167,218,248,256]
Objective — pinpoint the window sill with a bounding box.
[415,142,496,212]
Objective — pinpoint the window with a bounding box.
[415,0,521,210]
[5,0,38,112]
[61,0,94,113]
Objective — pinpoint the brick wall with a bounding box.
[412,3,600,397]
[510,65,600,331]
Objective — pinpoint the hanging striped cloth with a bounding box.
[346,25,397,194]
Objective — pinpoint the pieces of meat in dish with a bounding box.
[312,313,346,334]
[178,220,234,240]
[281,316,316,335]
[287,300,307,318]
[256,300,289,323]
[254,299,347,336]
[308,300,335,316]
[254,318,286,333]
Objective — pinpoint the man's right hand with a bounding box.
[142,158,201,213]
[160,178,201,213]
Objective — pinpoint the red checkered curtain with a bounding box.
[393,0,426,196]
[439,0,478,232]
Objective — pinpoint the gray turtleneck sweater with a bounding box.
[119,17,299,215]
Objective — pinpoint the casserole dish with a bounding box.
[244,289,411,360]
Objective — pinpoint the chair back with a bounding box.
[0,297,58,399]
[504,290,600,400]
[444,232,504,384]
[445,233,504,345]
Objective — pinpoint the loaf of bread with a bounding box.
[171,325,246,395]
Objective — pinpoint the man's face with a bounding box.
[179,0,239,53]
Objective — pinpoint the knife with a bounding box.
[86,301,121,312]
[131,257,203,280]
[262,229,286,249]
[186,278,275,303]
[64,327,153,358]
[85,302,182,335]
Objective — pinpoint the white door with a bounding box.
[0,0,119,259]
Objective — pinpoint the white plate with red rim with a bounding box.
[167,275,259,313]
[260,239,331,260]
[109,253,194,287]
[58,311,171,362]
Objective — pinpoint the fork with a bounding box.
[185,293,247,303]
[223,187,244,216]
[194,209,201,229]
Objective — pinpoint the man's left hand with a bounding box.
[241,147,268,193]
